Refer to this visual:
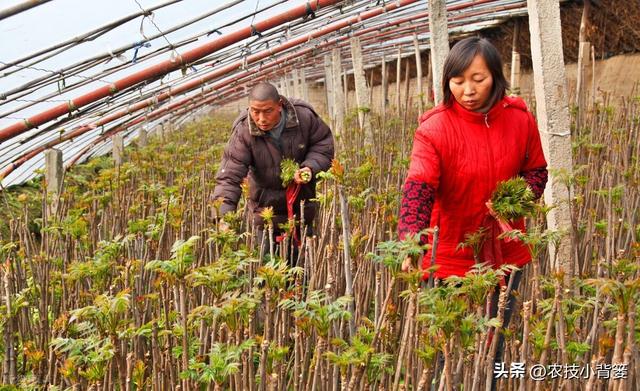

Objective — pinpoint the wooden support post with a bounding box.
[300,69,309,101]
[44,148,63,217]
[426,52,433,107]
[331,48,345,135]
[160,121,167,142]
[528,0,574,275]
[396,48,402,113]
[576,42,590,120]
[343,69,349,114]
[381,54,388,115]
[576,0,591,127]
[578,0,591,51]
[350,36,372,143]
[591,45,596,104]
[294,69,304,99]
[510,52,521,95]
[298,69,304,98]
[428,0,449,105]
[138,127,148,147]
[402,59,411,154]
[285,74,293,97]
[510,20,521,95]
[112,134,125,166]
[290,70,298,98]
[290,73,295,97]
[403,59,411,114]
[324,55,334,118]
[413,34,424,112]
[151,123,161,139]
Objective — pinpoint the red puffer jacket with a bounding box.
[398,95,548,278]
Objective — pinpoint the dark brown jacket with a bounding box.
[213,97,334,229]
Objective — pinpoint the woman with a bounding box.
[397,37,548,368]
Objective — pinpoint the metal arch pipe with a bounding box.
[84,0,501,127]
[0,52,318,179]
[0,0,504,142]
[2,0,523,180]
[71,50,332,165]
[64,56,325,168]
[0,0,418,149]
[64,86,249,168]
[87,59,316,133]
[92,1,424,124]
[0,0,342,144]
[0,55,312,178]
[0,0,424,147]
[126,0,525,107]
[292,2,528,80]
[0,0,422,175]
[0,0,185,73]
[0,0,52,21]
[0,0,271,101]
[9,0,504,147]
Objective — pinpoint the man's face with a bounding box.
[249,99,282,131]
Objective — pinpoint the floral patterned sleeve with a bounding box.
[520,167,548,200]
[397,179,436,242]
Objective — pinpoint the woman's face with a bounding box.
[449,54,494,113]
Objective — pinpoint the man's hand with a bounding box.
[294,167,312,184]
[401,256,415,272]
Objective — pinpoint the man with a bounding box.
[212,82,334,257]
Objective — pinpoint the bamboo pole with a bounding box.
[413,33,424,112]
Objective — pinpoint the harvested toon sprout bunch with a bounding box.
[300,169,312,183]
[490,177,537,221]
[280,158,301,187]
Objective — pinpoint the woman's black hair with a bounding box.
[442,37,508,108]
